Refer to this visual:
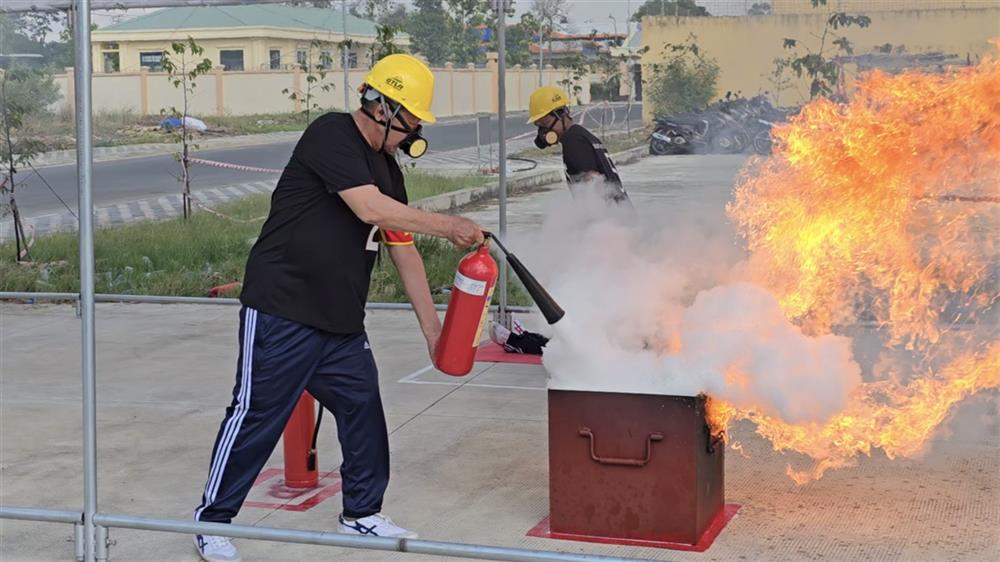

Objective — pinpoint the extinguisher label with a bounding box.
[454,271,488,296]
[474,284,497,348]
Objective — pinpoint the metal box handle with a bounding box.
[578,427,664,467]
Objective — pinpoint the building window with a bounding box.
[269,49,281,70]
[139,51,163,71]
[348,52,358,69]
[296,49,307,67]
[102,51,120,73]
[319,50,332,69]
[220,49,244,71]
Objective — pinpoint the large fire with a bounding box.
[716,46,1000,483]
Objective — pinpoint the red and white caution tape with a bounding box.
[188,157,282,175]
[190,195,268,224]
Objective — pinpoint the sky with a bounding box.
[89,1,748,35]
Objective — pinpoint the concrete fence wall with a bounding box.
[52,55,591,119]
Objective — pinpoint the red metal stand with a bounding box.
[282,392,319,489]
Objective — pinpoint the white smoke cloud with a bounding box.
[520,183,863,424]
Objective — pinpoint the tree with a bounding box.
[645,34,720,116]
[748,2,772,16]
[445,0,493,65]
[500,14,539,66]
[407,0,451,65]
[160,38,214,220]
[777,0,871,100]
[0,68,58,262]
[555,54,588,104]
[530,0,569,71]
[631,0,710,21]
[282,39,336,122]
[0,12,73,70]
[406,0,493,66]
[351,0,406,66]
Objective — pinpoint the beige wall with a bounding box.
[770,0,1000,14]
[641,8,1000,119]
[53,60,590,119]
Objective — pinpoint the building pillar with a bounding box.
[445,62,455,117]
[468,63,477,114]
[65,67,75,118]
[139,67,150,115]
[487,52,499,114]
[214,65,225,117]
[293,64,302,113]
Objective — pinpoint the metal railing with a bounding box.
[0,507,650,562]
[0,1,651,561]
[0,291,534,313]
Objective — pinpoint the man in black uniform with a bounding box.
[191,54,484,562]
[527,86,631,205]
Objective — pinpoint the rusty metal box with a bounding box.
[548,389,725,546]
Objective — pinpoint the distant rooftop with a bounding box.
[99,5,381,36]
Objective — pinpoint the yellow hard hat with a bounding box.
[364,53,436,123]
[527,86,570,124]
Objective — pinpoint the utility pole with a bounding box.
[341,0,350,111]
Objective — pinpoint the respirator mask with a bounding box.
[361,87,428,158]
[533,108,566,149]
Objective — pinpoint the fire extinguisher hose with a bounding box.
[482,232,565,325]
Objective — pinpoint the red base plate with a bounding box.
[474,341,543,365]
[526,504,740,553]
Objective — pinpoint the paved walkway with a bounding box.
[1,155,996,561]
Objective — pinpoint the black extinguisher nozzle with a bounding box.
[482,232,565,325]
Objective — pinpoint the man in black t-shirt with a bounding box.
[527,86,631,205]
[192,54,484,562]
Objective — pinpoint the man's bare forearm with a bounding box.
[388,244,441,339]
[341,185,456,238]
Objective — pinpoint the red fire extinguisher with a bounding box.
[434,243,499,376]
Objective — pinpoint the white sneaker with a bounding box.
[339,513,418,538]
[511,317,526,335]
[194,534,241,562]
[489,321,511,347]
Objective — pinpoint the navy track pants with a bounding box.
[194,307,389,523]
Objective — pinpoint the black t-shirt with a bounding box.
[560,124,628,202]
[240,112,407,334]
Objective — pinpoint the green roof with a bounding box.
[101,5,380,36]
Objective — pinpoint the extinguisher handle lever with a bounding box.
[482,231,510,256]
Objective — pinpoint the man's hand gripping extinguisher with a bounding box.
[434,232,565,376]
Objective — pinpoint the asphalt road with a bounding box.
[17,104,642,217]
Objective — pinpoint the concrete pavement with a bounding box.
[2,154,996,561]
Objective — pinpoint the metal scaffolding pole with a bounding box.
[495,0,509,327]
[341,0,351,111]
[0,291,534,313]
[92,513,652,562]
[71,0,99,560]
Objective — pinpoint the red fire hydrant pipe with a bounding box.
[282,392,319,489]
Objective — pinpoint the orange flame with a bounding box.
[716,47,1000,483]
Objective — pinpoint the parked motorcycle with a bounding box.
[650,95,797,156]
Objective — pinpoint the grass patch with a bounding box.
[1,173,526,304]
[401,170,490,200]
[204,112,311,135]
